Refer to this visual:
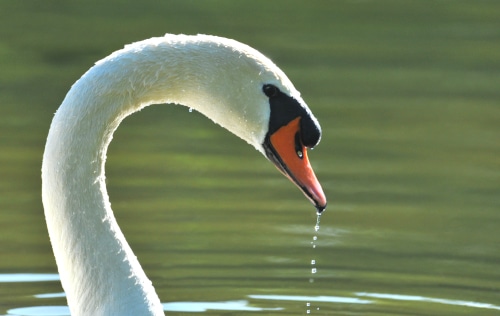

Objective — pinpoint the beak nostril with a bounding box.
[294,132,304,159]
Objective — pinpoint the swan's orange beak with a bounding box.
[265,117,327,213]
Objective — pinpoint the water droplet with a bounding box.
[315,214,321,231]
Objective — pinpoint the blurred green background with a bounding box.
[0,1,499,315]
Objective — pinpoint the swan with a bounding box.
[41,34,327,315]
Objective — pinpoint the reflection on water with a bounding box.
[33,293,65,299]
[249,294,372,305]
[163,300,283,312]
[7,300,282,315]
[6,306,69,316]
[3,274,500,314]
[0,275,60,283]
[356,292,500,312]
[6,286,500,316]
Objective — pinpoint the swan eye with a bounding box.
[263,84,279,98]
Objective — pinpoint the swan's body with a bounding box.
[42,34,326,315]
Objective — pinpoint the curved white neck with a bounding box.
[41,36,276,316]
[41,43,179,316]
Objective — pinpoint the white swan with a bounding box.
[41,34,326,316]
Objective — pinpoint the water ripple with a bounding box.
[5,287,500,315]
[249,294,372,305]
[356,292,500,311]
[0,274,60,283]
[163,300,283,312]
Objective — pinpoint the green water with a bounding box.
[1,1,499,315]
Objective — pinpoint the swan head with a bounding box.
[110,34,327,212]
[259,83,327,213]
[159,34,327,212]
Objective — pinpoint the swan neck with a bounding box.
[41,35,275,315]
[39,43,198,316]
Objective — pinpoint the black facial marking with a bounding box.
[262,84,321,148]
[299,112,321,148]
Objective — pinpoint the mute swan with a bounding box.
[42,34,326,315]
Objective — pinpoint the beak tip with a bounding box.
[315,202,327,214]
[308,184,327,214]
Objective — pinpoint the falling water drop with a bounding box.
[307,212,322,313]
[315,213,321,231]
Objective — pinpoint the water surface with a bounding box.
[1,1,499,315]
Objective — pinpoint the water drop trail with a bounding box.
[307,213,322,313]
